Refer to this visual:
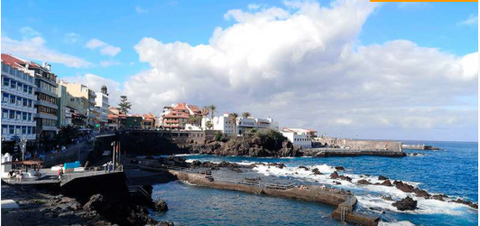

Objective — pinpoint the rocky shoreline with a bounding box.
[1,183,173,226]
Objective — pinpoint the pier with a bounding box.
[167,167,380,226]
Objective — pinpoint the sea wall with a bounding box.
[168,170,379,226]
[314,137,402,152]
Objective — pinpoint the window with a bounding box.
[9,110,15,119]
[17,82,22,91]
[23,98,28,107]
[27,127,31,134]
[2,125,7,135]
[22,112,27,120]
[28,87,33,94]
[3,77,9,87]
[2,93,9,103]
[10,80,16,89]
[10,95,15,104]
[9,125,14,134]
[16,126,21,135]
[23,85,28,93]
[28,100,33,108]
[32,127,35,134]
[16,111,21,120]
[16,97,22,106]
[27,113,31,121]
[2,109,8,119]
[22,126,26,134]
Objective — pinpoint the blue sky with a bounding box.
[2,1,477,84]
[2,1,478,141]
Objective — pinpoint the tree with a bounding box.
[206,121,213,130]
[56,125,79,146]
[209,105,217,120]
[188,115,202,127]
[118,96,132,114]
[242,112,251,118]
[229,113,238,135]
[201,106,210,117]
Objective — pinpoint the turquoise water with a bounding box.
[152,141,478,225]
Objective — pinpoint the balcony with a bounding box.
[1,134,36,141]
[35,100,58,109]
[41,125,57,131]
[35,113,58,120]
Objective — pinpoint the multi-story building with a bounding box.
[107,107,125,129]
[95,85,109,127]
[62,82,98,127]
[201,113,279,136]
[1,54,58,139]
[280,128,316,148]
[162,103,202,130]
[142,113,156,129]
[66,93,88,127]
[1,55,37,141]
[56,84,69,127]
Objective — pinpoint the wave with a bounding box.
[250,163,471,216]
[379,221,416,226]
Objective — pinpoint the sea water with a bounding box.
[152,141,478,226]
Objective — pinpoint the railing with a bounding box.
[60,165,123,185]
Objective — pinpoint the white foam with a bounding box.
[379,221,416,226]
[251,163,471,216]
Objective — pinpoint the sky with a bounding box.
[1,0,478,142]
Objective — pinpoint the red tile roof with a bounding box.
[2,54,26,69]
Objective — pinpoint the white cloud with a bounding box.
[64,32,80,44]
[2,36,92,68]
[248,4,261,10]
[100,60,122,67]
[458,14,478,25]
[62,73,122,107]
[135,6,149,14]
[19,26,41,38]
[86,38,121,56]
[120,0,477,141]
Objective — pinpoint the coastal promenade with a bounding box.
[166,167,380,226]
[303,148,406,157]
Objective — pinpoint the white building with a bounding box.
[280,128,316,148]
[95,85,109,126]
[1,56,37,141]
[201,113,279,135]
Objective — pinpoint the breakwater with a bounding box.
[303,149,406,157]
[168,169,379,226]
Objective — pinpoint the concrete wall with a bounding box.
[313,137,402,152]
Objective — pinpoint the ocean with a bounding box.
[151,141,478,226]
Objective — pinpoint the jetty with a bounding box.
[304,148,406,157]
[401,144,440,150]
[166,167,380,226]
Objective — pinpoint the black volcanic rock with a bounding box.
[335,166,345,171]
[392,196,417,211]
[378,175,389,180]
[154,199,168,212]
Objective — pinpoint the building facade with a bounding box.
[95,85,109,127]
[201,113,279,136]
[56,84,69,127]
[162,103,202,130]
[1,57,37,141]
[62,82,98,127]
[280,128,316,148]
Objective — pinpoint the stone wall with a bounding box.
[313,137,402,152]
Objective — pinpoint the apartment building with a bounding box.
[1,56,37,141]
[62,82,98,127]
[162,103,202,130]
[95,85,109,127]
[280,128,317,148]
[201,113,279,136]
[1,54,58,139]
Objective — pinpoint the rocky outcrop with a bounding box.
[311,168,322,175]
[392,197,417,211]
[453,198,478,209]
[378,175,389,180]
[357,179,371,185]
[189,130,301,157]
[329,171,352,182]
[393,181,415,193]
[154,199,169,212]
[335,166,345,171]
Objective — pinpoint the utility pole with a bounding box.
[111,141,116,171]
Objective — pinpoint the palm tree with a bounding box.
[209,105,217,120]
[229,113,238,136]
[206,121,213,130]
[201,106,210,117]
[242,112,251,118]
[57,125,79,146]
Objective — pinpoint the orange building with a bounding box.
[162,103,202,130]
